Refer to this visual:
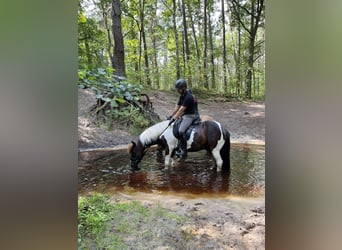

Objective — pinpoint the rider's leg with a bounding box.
[177,116,194,158]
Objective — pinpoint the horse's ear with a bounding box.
[127,141,136,155]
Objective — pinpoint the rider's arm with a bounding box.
[172,105,186,119]
[170,104,180,118]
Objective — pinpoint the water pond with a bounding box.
[78,143,264,197]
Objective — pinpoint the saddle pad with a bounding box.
[173,118,201,139]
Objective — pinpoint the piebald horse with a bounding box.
[127,119,230,172]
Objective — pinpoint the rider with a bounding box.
[167,78,200,158]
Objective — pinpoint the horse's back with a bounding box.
[201,120,230,143]
[201,120,227,132]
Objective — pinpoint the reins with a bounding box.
[158,122,172,139]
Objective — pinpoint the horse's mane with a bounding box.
[139,120,169,146]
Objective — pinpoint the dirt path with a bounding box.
[112,192,265,250]
[78,88,265,249]
[147,90,265,144]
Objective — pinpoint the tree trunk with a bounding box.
[246,39,254,98]
[138,12,143,84]
[245,0,255,98]
[151,0,160,88]
[188,3,200,61]
[208,9,215,89]
[221,0,227,93]
[111,0,126,77]
[246,0,264,98]
[231,0,264,98]
[181,31,186,73]
[100,0,113,66]
[181,0,191,87]
[85,39,92,68]
[172,0,180,79]
[140,0,151,86]
[236,21,241,95]
[203,0,208,89]
[132,26,139,73]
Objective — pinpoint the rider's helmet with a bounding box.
[175,78,187,90]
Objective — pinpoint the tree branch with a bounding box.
[253,0,264,33]
[231,0,252,36]
[232,0,253,16]
[94,101,110,115]
[160,0,173,12]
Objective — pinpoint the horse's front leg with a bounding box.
[156,144,164,157]
[164,146,176,168]
[160,135,177,169]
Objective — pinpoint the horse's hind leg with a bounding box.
[212,149,223,172]
[211,138,225,172]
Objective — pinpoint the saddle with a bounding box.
[172,117,202,140]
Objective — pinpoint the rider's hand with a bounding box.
[168,117,176,125]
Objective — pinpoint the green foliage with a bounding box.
[105,106,151,133]
[79,67,152,131]
[78,0,265,100]
[78,194,189,249]
[79,67,142,107]
[78,193,112,246]
[78,9,108,70]
[190,87,219,99]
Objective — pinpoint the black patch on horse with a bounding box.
[172,117,202,139]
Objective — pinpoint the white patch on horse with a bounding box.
[211,121,225,171]
[139,120,169,146]
[187,129,195,149]
[161,124,178,167]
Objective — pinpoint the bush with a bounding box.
[78,67,156,131]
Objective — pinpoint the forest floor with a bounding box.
[78,88,265,249]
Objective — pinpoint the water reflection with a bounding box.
[78,144,264,197]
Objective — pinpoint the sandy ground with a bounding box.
[107,191,265,250]
[78,88,265,249]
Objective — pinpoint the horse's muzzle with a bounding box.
[130,160,140,171]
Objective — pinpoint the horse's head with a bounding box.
[127,140,145,170]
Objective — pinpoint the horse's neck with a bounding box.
[139,121,169,147]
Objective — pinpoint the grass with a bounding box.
[78,193,113,248]
[78,193,189,249]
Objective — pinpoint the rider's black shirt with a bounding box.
[177,89,198,115]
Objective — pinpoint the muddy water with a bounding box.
[78,144,264,197]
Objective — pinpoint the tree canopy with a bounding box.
[78,0,265,99]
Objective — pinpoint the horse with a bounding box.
[127,119,230,172]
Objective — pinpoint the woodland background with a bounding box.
[78,0,265,100]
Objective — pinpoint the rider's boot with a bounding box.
[176,134,187,159]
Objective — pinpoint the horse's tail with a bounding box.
[220,127,231,171]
